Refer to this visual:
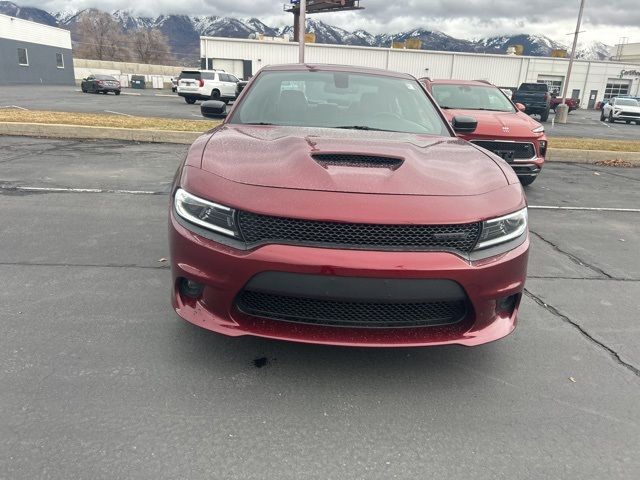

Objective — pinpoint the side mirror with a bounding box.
[451,115,477,134]
[201,100,227,119]
[515,103,526,112]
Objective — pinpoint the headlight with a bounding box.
[532,125,545,133]
[174,188,239,237]
[474,208,528,250]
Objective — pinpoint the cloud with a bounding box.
[21,0,640,43]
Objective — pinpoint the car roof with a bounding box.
[259,63,416,79]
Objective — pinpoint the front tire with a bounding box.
[185,97,196,104]
[115,91,121,96]
[210,89,221,100]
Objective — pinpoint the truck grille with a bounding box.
[237,211,481,252]
[237,290,467,328]
[620,112,640,117]
[471,141,536,161]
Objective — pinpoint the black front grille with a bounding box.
[237,290,467,328]
[471,141,536,160]
[621,111,640,117]
[312,154,403,169]
[237,211,481,252]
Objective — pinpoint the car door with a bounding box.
[226,74,240,97]
[87,75,96,92]
[219,73,235,97]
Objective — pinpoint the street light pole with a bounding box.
[557,0,586,124]
[298,0,307,63]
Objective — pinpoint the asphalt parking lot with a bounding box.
[2,85,640,140]
[1,136,639,479]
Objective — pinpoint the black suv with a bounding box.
[512,83,551,122]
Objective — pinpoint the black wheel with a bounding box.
[210,89,221,100]
[600,111,605,121]
[609,112,615,123]
[519,176,536,187]
[185,97,196,105]
[115,91,121,96]
[626,120,631,124]
[539,109,550,122]
[636,121,640,125]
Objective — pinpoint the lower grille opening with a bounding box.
[237,290,467,328]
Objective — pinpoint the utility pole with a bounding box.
[557,0,586,124]
[298,0,307,64]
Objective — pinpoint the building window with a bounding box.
[604,80,631,100]
[537,75,564,96]
[56,53,64,69]
[17,48,29,66]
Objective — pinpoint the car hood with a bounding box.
[441,109,540,138]
[614,105,640,113]
[199,125,508,196]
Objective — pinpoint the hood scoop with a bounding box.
[312,153,404,170]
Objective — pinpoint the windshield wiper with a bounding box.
[334,125,390,131]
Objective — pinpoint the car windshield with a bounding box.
[229,70,449,135]
[432,84,515,112]
[616,98,639,107]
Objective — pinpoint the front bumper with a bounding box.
[612,113,640,121]
[169,211,529,347]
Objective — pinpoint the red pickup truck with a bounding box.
[550,95,580,112]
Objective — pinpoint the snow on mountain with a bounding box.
[478,34,568,56]
[576,41,612,61]
[0,2,616,65]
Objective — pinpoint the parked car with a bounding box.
[550,95,580,112]
[601,97,640,124]
[422,78,547,186]
[169,64,529,348]
[511,82,551,122]
[81,74,121,95]
[236,80,248,97]
[176,69,239,104]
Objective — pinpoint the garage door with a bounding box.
[210,59,244,79]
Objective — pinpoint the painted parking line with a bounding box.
[154,94,178,97]
[121,92,142,96]
[104,110,133,117]
[0,105,29,110]
[1,186,162,195]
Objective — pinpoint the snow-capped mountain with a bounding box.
[478,34,568,56]
[576,41,612,61]
[0,1,615,64]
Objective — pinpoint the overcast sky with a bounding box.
[25,0,640,45]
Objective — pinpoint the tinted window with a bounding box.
[230,70,449,136]
[180,71,201,80]
[201,72,216,80]
[432,84,515,112]
[228,75,240,83]
[220,73,232,82]
[519,83,548,92]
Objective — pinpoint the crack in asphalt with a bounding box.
[524,289,640,378]
[528,275,639,282]
[573,163,640,183]
[530,230,613,279]
[0,261,169,270]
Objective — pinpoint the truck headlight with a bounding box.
[475,208,528,250]
[174,188,239,237]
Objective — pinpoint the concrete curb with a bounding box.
[1,122,639,165]
[0,122,201,144]
[547,148,640,164]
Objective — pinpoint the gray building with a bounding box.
[0,13,74,85]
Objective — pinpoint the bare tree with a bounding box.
[75,10,129,61]
[130,28,173,65]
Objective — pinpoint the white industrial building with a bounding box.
[201,37,640,109]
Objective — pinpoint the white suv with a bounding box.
[177,70,240,104]
[601,97,640,124]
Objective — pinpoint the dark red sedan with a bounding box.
[169,64,529,347]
